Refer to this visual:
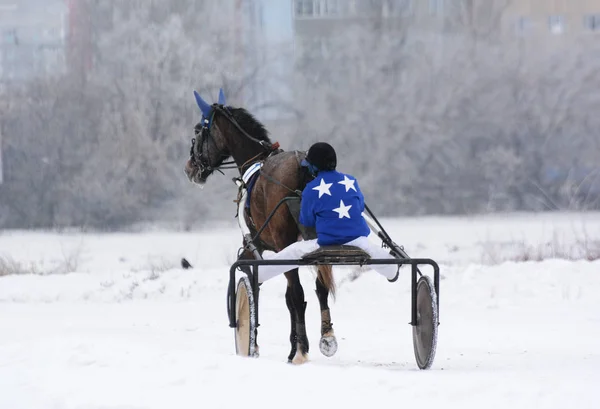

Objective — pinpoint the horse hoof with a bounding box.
[291,345,309,365]
[319,334,338,357]
[291,352,309,365]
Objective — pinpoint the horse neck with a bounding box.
[226,130,267,174]
[214,113,269,174]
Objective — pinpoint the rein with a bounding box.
[215,105,273,150]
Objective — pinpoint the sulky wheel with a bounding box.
[234,276,258,357]
[412,275,438,370]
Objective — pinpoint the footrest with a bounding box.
[301,245,371,265]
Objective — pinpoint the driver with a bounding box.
[259,142,399,283]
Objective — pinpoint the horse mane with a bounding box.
[226,107,271,143]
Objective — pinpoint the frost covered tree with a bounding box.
[1,0,599,229]
[288,0,600,215]
[0,0,270,228]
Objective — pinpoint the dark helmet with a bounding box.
[305,142,337,172]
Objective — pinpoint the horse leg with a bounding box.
[315,268,338,357]
[285,269,309,364]
[285,283,297,362]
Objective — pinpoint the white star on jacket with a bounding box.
[338,175,357,192]
[332,199,352,219]
[312,178,333,198]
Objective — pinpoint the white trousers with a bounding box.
[258,236,398,283]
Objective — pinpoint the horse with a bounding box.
[184,90,336,364]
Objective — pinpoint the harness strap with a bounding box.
[259,171,302,196]
[254,150,307,198]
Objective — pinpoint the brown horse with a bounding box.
[184,90,336,364]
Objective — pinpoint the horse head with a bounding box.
[184,89,231,185]
[184,88,274,186]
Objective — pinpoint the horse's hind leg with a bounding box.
[284,284,297,361]
[285,269,309,364]
[316,268,338,357]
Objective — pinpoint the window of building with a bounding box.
[295,0,341,18]
[2,29,17,45]
[548,15,565,34]
[584,14,600,31]
[314,0,322,16]
[247,1,256,25]
[515,16,532,34]
[384,0,413,17]
[258,3,264,27]
[295,0,313,17]
[316,0,339,16]
[326,0,339,15]
[429,0,444,15]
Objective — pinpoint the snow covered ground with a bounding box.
[1,212,599,409]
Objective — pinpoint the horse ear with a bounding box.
[218,88,226,105]
[193,90,212,117]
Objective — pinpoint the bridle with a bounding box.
[189,104,275,176]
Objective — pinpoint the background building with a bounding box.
[239,0,295,123]
[504,0,600,37]
[0,0,67,184]
[0,0,67,87]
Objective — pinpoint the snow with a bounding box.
[1,212,599,409]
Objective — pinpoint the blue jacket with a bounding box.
[299,170,371,246]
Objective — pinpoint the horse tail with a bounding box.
[317,264,336,299]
